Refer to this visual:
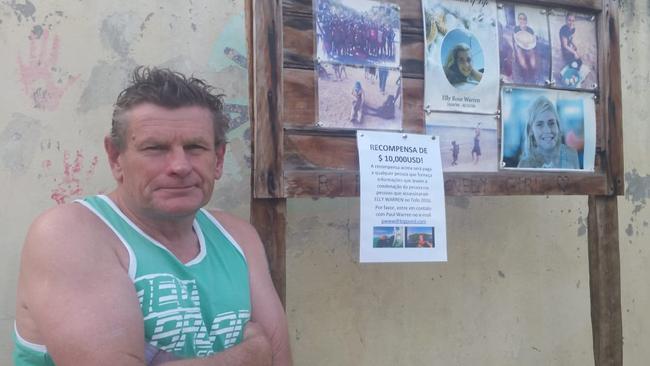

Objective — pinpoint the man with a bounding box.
[14,67,292,365]
[559,13,581,68]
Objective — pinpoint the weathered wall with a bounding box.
[1,1,648,365]
[0,1,251,361]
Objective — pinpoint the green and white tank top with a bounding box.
[14,195,251,365]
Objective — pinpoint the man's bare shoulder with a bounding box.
[26,202,107,249]
[205,209,262,252]
[21,201,129,279]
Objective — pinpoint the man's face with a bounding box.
[518,15,527,27]
[532,109,560,151]
[109,104,224,219]
[456,50,472,77]
[566,15,575,29]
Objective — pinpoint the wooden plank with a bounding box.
[285,134,358,171]
[250,198,288,307]
[587,195,623,366]
[284,170,608,196]
[597,0,624,195]
[284,69,424,132]
[251,0,284,198]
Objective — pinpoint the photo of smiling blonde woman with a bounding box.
[517,96,579,169]
[500,87,597,171]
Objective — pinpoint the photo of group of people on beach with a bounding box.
[315,0,403,130]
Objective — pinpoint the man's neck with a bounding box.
[107,191,200,263]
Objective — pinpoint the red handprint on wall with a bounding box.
[45,150,99,204]
[17,29,79,110]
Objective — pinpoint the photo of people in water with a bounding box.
[373,226,405,248]
[318,63,402,130]
[498,3,551,86]
[405,227,435,248]
[549,9,598,89]
[426,113,498,172]
[501,87,596,171]
[423,0,499,114]
[315,0,401,68]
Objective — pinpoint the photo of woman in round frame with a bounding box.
[441,29,484,90]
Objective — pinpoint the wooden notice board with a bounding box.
[246,0,623,365]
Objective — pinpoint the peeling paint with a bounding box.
[77,59,136,113]
[4,0,36,22]
[625,169,650,206]
[0,113,41,174]
[100,12,139,58]
[139,12,154,35]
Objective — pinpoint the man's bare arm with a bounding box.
[19,204,148,366]
[210,210,293,366]
[18,204,275,366]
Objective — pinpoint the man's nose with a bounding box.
[168,147,192,176]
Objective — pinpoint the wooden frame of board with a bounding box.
[246,0,623,364]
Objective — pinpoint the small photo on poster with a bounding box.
[405,227,435,248]
[423,0,499,113]
[426,113,498,172]
[549,9,598,89]
[501,87,596,171]
[318,63,402,130]
[315,0,401,68]
[498,3,551,86]
[373,226,405,248]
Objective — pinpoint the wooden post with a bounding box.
[246,0,287,305]
[587,196,623,366]
[251,199,287,307]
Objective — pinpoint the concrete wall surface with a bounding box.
[0,1,648,365]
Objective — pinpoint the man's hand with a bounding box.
[240,322,272,366]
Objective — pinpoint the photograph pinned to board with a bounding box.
[318,62,402,130]
[357,130,447,263]
[423,0,500,114]
[314,0,401,68]
[501,87,596,171]
[373,226,405,248]
[426,112,498,172]
[498,3,551,86]
[549,9,598,89]
[405,227,435,248]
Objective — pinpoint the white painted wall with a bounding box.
[1,1,649,365]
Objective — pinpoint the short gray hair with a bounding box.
[110,66,229,151]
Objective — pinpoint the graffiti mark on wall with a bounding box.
[44,150,99,204]
[0,113,41,174]
[224,47,247,69]
[17,29,79,110]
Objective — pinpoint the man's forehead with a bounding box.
[126,103,212,123]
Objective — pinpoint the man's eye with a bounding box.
[186,144,207,151]
[144,145,164,151]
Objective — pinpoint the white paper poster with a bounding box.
[423,0,500,113]
[357,130,447,263]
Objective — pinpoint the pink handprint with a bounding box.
[17,29,79,110]
[46,150,99,204]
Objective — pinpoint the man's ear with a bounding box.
[214,144,227,180]
[104,136,124,183]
